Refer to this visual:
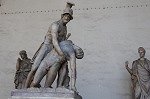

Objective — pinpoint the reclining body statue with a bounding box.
[30,40,84,91]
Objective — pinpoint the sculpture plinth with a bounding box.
[11,88,82,99]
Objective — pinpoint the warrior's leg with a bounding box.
[57,61,69,88]
[44,63,61,88]
[30,62,48,87]
[62,66,70,88]
[69,54,77,92]
[25,66,38,88]
[25,44,50,88]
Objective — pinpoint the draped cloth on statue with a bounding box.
[132,58,150,99]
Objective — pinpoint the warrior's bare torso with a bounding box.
[44,20,67,44]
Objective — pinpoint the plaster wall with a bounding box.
[0,0,150,99]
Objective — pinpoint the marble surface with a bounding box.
[10,88,81,99]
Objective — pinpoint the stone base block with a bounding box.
[10,88,82,99]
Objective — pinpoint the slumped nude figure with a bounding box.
[30,40,84,91]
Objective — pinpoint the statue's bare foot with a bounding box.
[71,86,77,92]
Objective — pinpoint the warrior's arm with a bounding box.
[66,33,71,40]
[125,61,133,75]
[16,58,21,71]
[126,66,132,75]
[51,24,64,56]
[69,54,77,91]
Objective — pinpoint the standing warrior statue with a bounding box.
[14,50,32,89]
[25,2,75,88]
[56,1,75,88]
[125,47,150,99]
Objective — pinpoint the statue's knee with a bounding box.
[38,62,48,72]
[31,81,38,87]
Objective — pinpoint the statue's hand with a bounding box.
[58,52,66,63]
[66,33,71,40]
[125,61,129,68]
[59,52,65,59]
[60,56,67,64]
[17,58,21,62]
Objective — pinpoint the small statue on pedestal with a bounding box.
[14,50,32,89]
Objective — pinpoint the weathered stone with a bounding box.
[10,88,82,99]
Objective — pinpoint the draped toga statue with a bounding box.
[125,47,150,99]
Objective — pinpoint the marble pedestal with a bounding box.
[10,88,82,99]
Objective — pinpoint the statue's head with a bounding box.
[138,47,146,58]
[19,50,27,59]
[61,9,73,24]
[73,44,84,59]
[61,2,74,24]
[59,40,84,59]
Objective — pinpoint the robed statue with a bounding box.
[125,47,150,99]
[14,50,32,89]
